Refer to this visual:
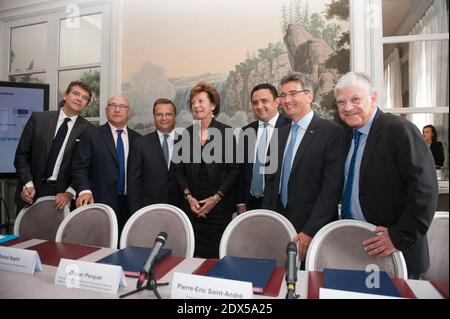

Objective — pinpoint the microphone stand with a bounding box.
[286,287,299,299]
[119,268,169,299]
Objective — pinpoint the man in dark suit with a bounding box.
[71,96,141,234]
[236,83,289,214]
[128,98,182,214]
[335,72,437,278]
[14,80,93,210]
[263,72,346,262]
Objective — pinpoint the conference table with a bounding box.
[0,238,445,299]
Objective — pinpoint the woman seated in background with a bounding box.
[423,124,444,167]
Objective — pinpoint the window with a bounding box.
[8,22,47,83]
[1,1,116,124]
[58,13,102,122]
[352,0,449,168]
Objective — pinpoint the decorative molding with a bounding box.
[0,0,110,20]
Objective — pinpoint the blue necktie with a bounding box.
[44,117,71,179]
[250,122,268,198]
[116,129,125,195]
[280,124,300,207]
[341,130,362,219]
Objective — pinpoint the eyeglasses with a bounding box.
[278,90,309,99]
[336,96,366,108]
[107,103,129,110]
[154,112,174,119]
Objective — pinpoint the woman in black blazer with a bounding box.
[423,124,444,167]
[175,82,239,258]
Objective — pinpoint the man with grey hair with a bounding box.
[71,96,141,236]
[263,72,346,262]
[335,71,437,278]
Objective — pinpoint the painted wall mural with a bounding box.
[121,0,349,134]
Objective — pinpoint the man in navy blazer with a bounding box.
[335,72,437,278]
[71,96,141,234]
[14,81,93,210]
[236,83,289,214]
[128,98,182,214]
[263,72,346,262]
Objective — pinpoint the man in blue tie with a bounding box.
[336,72,437,279]
[14,81,93,210]
[263,72,346,262]
[72,96,141,236]
[236,83,289,214]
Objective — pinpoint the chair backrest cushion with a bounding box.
[313,225,399,278]
[19,200,65,240]
[224,215,292,267]
[125,209,188,256]
[60,208,111,247]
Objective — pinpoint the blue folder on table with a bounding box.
[0,234,18,244]
[323,268,401,297]
[96,246,171,277]
[206,256,276,293]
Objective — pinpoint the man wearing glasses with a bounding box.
[263,72,346,263]
[127,98,182,214]
[15,81,93,210]
[71,96,141,236]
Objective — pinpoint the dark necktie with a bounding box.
[280,124,300,207]
[116,129,125,195]
[44,117,71,179]
[341,130,363,219]
[162,134,169,167]
[250,122,268,198]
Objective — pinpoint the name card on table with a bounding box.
[55,258,127,295]
[171,272,253,299]
[0,246,42,275]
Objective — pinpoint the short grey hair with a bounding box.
[334,72,377,97]
[280,72,314,91]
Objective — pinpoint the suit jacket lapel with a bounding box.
[100,123,118,163]
[290,114,319,172]
[64,116,84,155]
[45,111,59,157]
[151,132,168,169]
[360,109,383,184]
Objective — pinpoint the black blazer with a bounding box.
[175,118,239,217]
[429,140,444,167]
[14,111,93,196]
[71,123,141,214]
[128,131,182,214]
[352,109,438,274]
[263,113,346,237]
[237,115,290,208]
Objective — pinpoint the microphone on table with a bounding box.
[285,241,299,299]
[136,231,168,289]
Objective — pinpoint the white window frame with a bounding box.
[349,0,449,114]
[0,0,122,124]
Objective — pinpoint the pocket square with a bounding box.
[75,139,80,142]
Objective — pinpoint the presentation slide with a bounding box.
[0,83,49,176]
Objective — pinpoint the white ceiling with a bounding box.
[382,0,435,37]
